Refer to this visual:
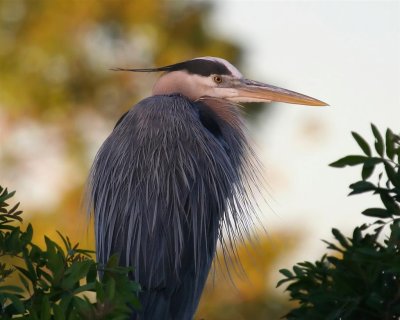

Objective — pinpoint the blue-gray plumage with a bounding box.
[86,57,327,320]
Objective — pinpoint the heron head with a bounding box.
[113,56,328,106]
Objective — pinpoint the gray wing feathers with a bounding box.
[86,94,258,319]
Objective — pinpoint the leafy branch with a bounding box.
[0,186,140,319]
[278,125,400,320]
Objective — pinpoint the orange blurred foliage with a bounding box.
[197,232,298,320]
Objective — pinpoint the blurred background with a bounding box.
[0,0,399,319]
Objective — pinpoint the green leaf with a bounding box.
[361,162,374,180]
[276,278,291,288]
[41,295,51,320]
[0,189,16,204]
[3,292,25,313]
[349,181,376,195]
[58,294,72,315]
[360,158,382,181]
[23,250,38,284]
[53,304,66,320]
[323,240,344,253]
[397,146,400,164]
[62,260,92,290]
[352,227,362,243]
[292,266,304,277]
[127,291,141,311]
[352,131,371,156]
[24,223,33,243]
[386,129,395,159]
[29,244,42,261]
[384,161,400,188]
[57,231,71,252]
[72,282,95,295]
[379,191,400,214]
[15,266,36,284]
[86,263,97,284]
[96,281,105,302]
[362,208,391,218]
[329,155,368,168]
[106,254,120,268]
[326,256,340,265]
[38,268,54,285]
[71,296,89,314]
[105,277,116,299]
[46,250,65,285]
[127,280,141,293]
[332,228,350,248]
[371,124,384,156]
[45,236,57,258]
[67,309,80,320]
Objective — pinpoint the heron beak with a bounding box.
[230,79,328,106]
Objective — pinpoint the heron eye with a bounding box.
[213,75,222,84]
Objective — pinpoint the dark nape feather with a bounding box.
[111,58,232,77]
[86,94,262,319]
[114,111,129,129]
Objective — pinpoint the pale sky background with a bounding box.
[205,0,400,269]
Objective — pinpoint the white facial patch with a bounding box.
[194,56,243,78]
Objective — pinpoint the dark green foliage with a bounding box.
[0,187,140,319]
[278,125,400,320]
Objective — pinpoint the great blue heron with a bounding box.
[87,57,326,319]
